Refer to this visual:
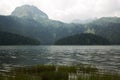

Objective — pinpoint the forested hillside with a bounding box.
[0,31,40,45]
[55,33,110,45]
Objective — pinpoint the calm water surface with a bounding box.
[0,46,120,72]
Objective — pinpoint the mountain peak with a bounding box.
[11,5,49,20]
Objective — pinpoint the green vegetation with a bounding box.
[55,33,110,45]
[0,64,120,80]
[0,31,40,45]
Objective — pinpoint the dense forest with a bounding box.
[55,33,111,45]
[0,31,40,45]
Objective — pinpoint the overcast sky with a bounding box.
[0,0,120,22]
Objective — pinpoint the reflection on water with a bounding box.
[0,46,120,72]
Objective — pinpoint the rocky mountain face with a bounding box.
[0,5,120,45]
[11,5,49,20]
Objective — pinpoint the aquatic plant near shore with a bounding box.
[0,64,120,80]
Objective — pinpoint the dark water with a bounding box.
[0,46,120,72]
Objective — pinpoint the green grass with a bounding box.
[78,73,120,80]
[0,64,120,80]
[77,64,98,73]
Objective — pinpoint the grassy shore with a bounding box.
[0,64,120,80]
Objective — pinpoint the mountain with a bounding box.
[11,5,48,20]
[55,33,110,45]
[0,5,85,44]
[0,31,40,45]
[0,5,120,45]
[92,17,120,24]
[86,17,120,44]
[72,18,96,24]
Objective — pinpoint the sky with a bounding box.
[0,0,120,22]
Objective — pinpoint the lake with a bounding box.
[0,46,120,73]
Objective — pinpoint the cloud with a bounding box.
[0,0,120,22]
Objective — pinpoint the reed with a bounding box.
[0,64,120,80]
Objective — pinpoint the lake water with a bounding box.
[0,46,120,73]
